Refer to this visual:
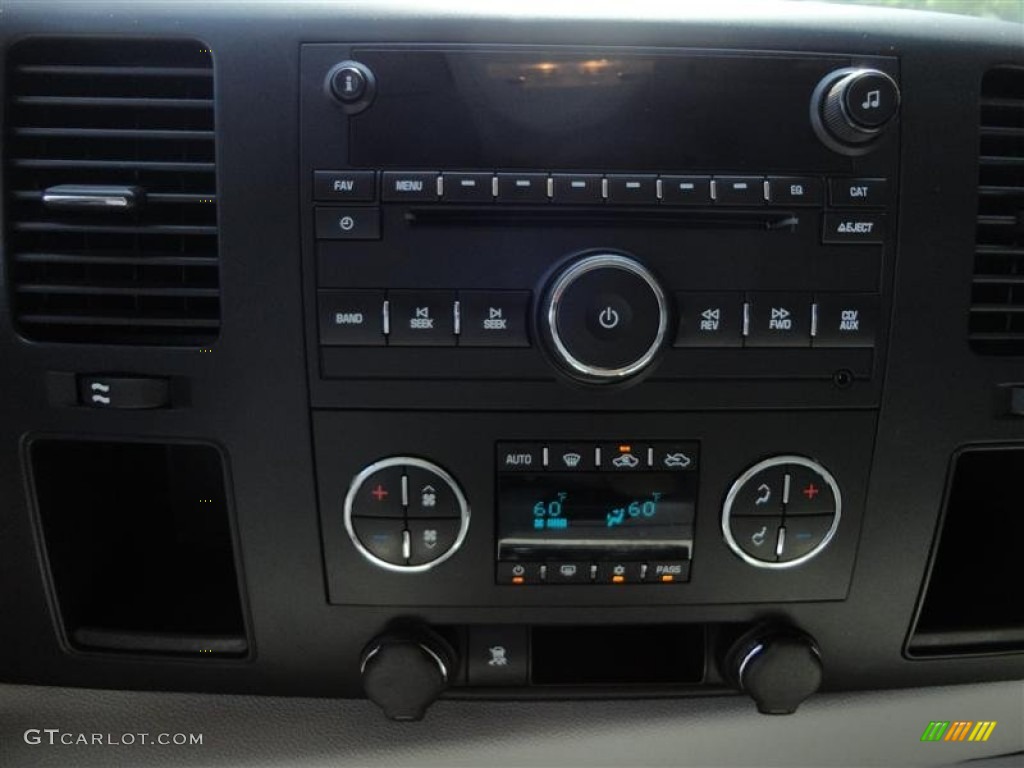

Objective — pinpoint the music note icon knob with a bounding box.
[813,68,900,154]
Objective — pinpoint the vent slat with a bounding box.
[18,314,220,329]
[16,283,219,298]
[12,158,215,172]
[4,38,220,346]
[13,222,218,236]
[971,67,1024,355]
[15,252,218,268]
[15,95,212,109]
[17,64,211,78]
[13,127,215,141]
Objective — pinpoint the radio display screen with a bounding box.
[497,472,696,559]
[349,49,839,171]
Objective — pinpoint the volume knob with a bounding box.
[813,68,900,154]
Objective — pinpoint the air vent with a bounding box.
[4,39,219,345]
[970,66,1024,354]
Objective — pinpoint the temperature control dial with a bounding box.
[541,253,669,383]
[344,457,470,572]
[722,455,841,569]
[812,68,900,154]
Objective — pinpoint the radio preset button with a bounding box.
[767,177,823,206]
[674,292,744,348]
[314,170,376,202]
[381,171,439,202]
[830,178,889,208]
[441,172,494,203]
[813,294,878,348]
[387,290,456,346]
[822,212,885,243]
[497,443,545,472]
[318,289,386,346]
[714,176,765,206]
[551,173,603,204]
[606,174,658,205]
[458,290,530,347]
[496,173,549,203]
[315,206,381,240]
[745,293,812,347]
[730,517,782,563]
[660,175,712,205]
[351,518,407,565]
[597,561,645,584]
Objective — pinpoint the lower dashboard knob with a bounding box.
[723,625,823,715]
[361,627,456,721]
[542,253,669,383]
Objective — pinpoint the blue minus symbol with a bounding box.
[794,532,813,540]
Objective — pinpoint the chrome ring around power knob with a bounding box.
[542,253,669,383]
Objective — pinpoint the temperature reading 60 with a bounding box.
[606,492,662,528]
[533,492,568,530]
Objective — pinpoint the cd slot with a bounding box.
[405,206,801,231]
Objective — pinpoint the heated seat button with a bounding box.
[314,207,381,240]
[442,172,494,203]
[496,173,549,203]
[767,177,823,206]
[606,174,658,205]
[388,290,456,346]
[318,289,385,346]
[407,518,461,565]
[467,626,528,686]
[813,294,879,348]
[458,291,530,347]
[660,175,712,205]
[551,174,603,204]
[745,293,812,347]
[405,466,460,518]
[731,466,787,516]
[778,515,835,562]
[674,292,744,348]
[314,170,376,202]
[381,171,438,202]
[351,466,406,518]
[784,465,836,516]
[351,518,407,565]
[715,176,765,205]
[730,517,782,563]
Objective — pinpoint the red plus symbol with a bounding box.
[370,484,389,501]
[803,483,820,500]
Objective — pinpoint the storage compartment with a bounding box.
[908,447,1024,656]
[531,625,705,685]
[30,438,247,657]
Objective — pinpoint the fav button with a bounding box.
[314,170,376,202]
[730,517,782,563]
[388,290,456,346]
[314,207,381,240]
